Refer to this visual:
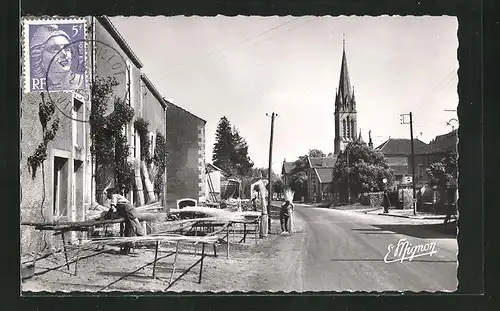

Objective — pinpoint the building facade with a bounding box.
[306,157,336,203]
[165,101,207,207]
[407,129,458,186]
[20,16,168,255]
[375,138,429,186]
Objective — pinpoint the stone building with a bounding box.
[165,100,207,207]
[21,17,93,254]
[20,16,168,254]
[306,157,337,203]
[375,138,429,185]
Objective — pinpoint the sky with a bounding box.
[110,16,458,175]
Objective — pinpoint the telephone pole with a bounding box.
[266,112,277,233]
[346,147,350,205]
[401,112,417,215]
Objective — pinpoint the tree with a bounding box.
[332,140,394,202]
[426,151,458,188]
[231,126,254,177]
[212,117,236,176]
[308,149,326,157]
[212,117,254,178]
[272,178,284,200]
[288,155,309,201]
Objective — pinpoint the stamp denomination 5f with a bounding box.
[23,18,87,92]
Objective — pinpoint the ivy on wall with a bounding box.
[153,131,168,196]
[90,77,135,197]
[27,94,60,179]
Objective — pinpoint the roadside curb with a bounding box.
[373,212,446,220]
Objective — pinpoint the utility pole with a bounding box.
[266,112,277,233]
[346,147,350,205]
[401,112,417,215]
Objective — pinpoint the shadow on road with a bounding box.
[359,222,457,239]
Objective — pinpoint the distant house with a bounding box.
[375,138,429,185]
[281,159,296,189]
[407,129,457,185]
[306,156,337,203]
[165,100,207,207]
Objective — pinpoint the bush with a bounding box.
[359,192,384,207]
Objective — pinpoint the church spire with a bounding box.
[338,34,352,105]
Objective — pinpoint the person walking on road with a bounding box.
[280,199,294,234]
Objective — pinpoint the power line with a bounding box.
[147,17,301,77]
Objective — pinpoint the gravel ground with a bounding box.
[22,206,287,293]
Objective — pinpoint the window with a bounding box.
[347,117,350,139]
[149,131,155,157]
[351,119,355,140]
[72,97,84,149]
[343,119,346,138]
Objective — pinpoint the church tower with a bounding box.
[334,36,357,155]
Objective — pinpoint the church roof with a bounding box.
[314,168,334,183]
[308,156,337,168]
[282,161,296,174]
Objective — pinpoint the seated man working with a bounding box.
[104,187,146,254]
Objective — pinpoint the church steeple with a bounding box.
[334,35,358,155]
[337,34,353,105]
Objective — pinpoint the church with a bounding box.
[334,37,372,154]
[305,38,373,202]
[282,37,375,202]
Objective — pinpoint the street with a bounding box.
[254,204,458,292]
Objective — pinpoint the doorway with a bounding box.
[53,157,69,218]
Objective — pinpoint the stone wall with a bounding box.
[166,103,206,207]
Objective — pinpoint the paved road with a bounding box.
[265,204,458,292]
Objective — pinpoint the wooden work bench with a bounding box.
[21,219,223,290]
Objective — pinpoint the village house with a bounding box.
[20,16,169,254]
[165,100,207,208]
[306,156,337,203]
[375,138,429,186]
[407,129,458,185]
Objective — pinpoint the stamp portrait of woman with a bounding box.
[29,24,85,92]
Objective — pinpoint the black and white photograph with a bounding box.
[20,15,459,293]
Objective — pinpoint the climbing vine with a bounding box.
[90,77,135,195]
[27,94,60,179]
[134,118,152,164]
[153,131,168,196]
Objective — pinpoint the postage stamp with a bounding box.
[22,18,87,92]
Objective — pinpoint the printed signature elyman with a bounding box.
[384,239,438,263]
